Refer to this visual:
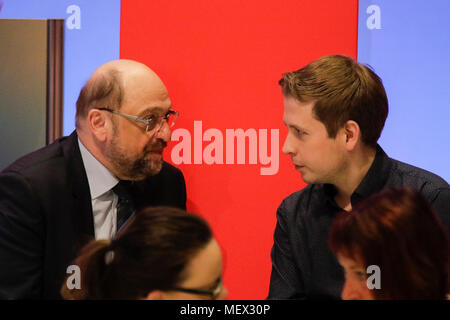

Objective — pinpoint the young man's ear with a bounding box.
[342,120,360,151]
[88,108,109,142]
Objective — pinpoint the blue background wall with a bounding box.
[358,0,450,182]
[0,0,121,136]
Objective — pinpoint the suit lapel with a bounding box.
[62,131,95,244]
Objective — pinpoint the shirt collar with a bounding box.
[352,144,392,200]
[322,144,392,206]
[78,138,119,199]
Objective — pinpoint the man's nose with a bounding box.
[282,132,295,155]
[152,119,171,142]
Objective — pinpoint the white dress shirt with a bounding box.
[78,139,119,240]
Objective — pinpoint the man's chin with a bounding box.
[145,159,163,176]
[124,159,164,181]
[146,151,163,160]
[298,171,315,185]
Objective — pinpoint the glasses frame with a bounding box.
[97,107,178,132]
[170,277,223,300]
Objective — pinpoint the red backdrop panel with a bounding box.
[121,0,357,299]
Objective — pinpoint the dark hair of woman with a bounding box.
[61,206,213,299]
[329,187,449,299]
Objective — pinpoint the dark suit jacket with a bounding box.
[0,131,186,299]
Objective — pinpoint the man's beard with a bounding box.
[106,132,167,180]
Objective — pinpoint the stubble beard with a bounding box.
[106,130,166,181]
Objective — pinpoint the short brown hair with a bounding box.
[75,69,123,128]
[329,188,449,300]
[279,55,388,147]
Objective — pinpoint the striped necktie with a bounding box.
[112,180,136,232]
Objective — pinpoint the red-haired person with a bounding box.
[329,188,449,300]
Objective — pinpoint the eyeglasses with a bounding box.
[170,277,223,300]
[97,107,179,132]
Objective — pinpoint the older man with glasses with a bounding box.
[0,59,187,299]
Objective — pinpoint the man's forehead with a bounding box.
[282,106,308,128]
[283,96,319,121]
[122,83,171,114]
[283,95,315,108]
[136,104,172,116]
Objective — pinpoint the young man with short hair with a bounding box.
[268,55,449,299]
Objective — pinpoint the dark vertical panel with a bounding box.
[47,19,64,144]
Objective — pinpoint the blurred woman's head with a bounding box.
[61,206,227,300]
[329,188,449,300]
